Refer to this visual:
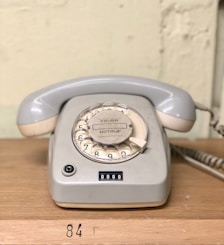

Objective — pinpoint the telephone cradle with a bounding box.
[17,75,224,208]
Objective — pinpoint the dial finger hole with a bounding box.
[91,145,107,159]
[75,131,89,144]
[106,146,120,161]
[75,120,88,131]
[80,139,94,154]
[117,143,132,159]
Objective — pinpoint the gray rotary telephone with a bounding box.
[17,75,224,208]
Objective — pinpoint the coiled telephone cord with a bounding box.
[195,102,224,137]
[171,102,224,181]
[171,144,224,181]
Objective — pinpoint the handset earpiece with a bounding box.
[17,75,196,136]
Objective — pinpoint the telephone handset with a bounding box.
[17,75,222,208]
[17,75,196,137]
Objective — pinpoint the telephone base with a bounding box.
[48,94,171,209]
[55,201,167,209]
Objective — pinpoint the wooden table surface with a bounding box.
[0,138,224,244]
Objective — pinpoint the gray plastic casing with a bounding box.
[48,94,171,208]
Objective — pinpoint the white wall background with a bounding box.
[216,1,224,127]
[0,0,222,138]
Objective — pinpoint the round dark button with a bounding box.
[62,164,76,176]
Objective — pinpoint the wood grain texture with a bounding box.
[0,220,224,244]
[0,139,224,244]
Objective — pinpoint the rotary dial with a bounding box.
[72,103,148,163]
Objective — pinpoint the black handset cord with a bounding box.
[171,102,224,181]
